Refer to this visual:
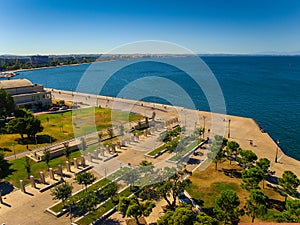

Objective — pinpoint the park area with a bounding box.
[187,158,287,222]
[0,107,143,157]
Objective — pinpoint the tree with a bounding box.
[98,131,103,141]
[0,151,11,179]
[194,212,219,225]
[278,170,300,203]
[0,89,15,118]
[7,109,43,141]
[107,127,114,139]
[76,191,99,214]
[43,148,51,170]
[225,141,240,165]
[158,204,218,225]
[241,166,264,191]
[194,127,205,138]
[51,182,73,207]
[75,171,96,191]
[213,190,243,225]
[123,168,140,189]
[118,196,131,216]
[101,181,118,199]
[6,117,26,140]
[63,142,72,161]
[157,204,195,225]
[80,137,87,150]
[24,115,43,139]
[156,171,191,210]
[152,111,156,120]
[118,197,155,225]
[24,156,31,179]
[256,158,274,188]
[244,189,268,223]
[207,137,225,171]
[277,200,300,222]
[237,149,257,169]
[139,160,154,174]
[119,124,125,136]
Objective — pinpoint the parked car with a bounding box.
[49,107,59,111]
[59,105,68,110]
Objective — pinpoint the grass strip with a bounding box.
[50,177,110,213]
[169,139,201,162]
[76,186,135,225]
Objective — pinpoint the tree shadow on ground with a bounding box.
[0,148,11,152]
[202,207,215,217]
[187,158,201,165]
[268,198,285,211]
[101,218,121,225]
[222,168,242,179]
[15,135,57,145]
[266,175,278,185]
[0,181,14,195]
[0,159,15,180]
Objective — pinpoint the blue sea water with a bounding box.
[13,56,300,160]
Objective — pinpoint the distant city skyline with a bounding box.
[1,0,300,55]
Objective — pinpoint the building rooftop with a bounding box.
[0,78,34,89]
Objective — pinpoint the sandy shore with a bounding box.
[49,89,300,178]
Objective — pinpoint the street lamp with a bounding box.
[203,116,206,139]
[228,119,231,138]
[275,139,280,163]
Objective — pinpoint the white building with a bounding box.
[0,78,51,110]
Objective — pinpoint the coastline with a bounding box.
[49,88,300,178]
[4,57,134,74]
[6,62,92,74]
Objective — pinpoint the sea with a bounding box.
[10,56,300,160]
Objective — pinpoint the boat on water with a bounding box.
[0,71,19,79]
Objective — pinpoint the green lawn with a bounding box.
[169,139,201,162]
[49,167,131,214]
[76,186,135,225]
[147,136,180,156]
[1,107,143,157]
[147,144,166,156]
[186,159,285,222]
[50,177,111,213]
[4,151,81,188]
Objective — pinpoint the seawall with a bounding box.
[48,88,300,178]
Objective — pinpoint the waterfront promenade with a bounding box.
[49,88,300,178]
[1,89,299,225]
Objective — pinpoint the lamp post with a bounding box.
[203,116,206,139]
[275,139,280,163]
[228,119,231,138]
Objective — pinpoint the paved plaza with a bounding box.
[1,91,300,225]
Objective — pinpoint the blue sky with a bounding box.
[1,0,300,55]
